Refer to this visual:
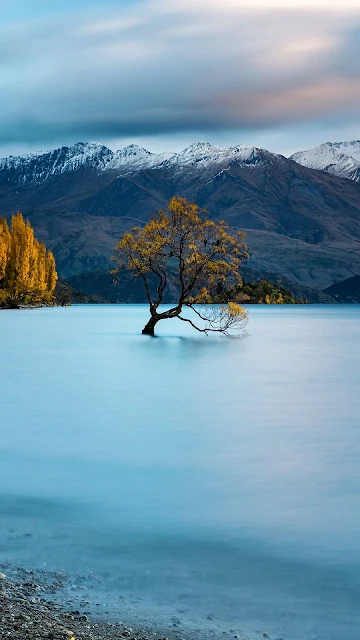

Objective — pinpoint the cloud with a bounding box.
[0,0,360,147]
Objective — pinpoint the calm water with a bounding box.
[0,305,360,639]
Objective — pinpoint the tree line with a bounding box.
[0,213,57,308]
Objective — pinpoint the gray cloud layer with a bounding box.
[1,0,360,146]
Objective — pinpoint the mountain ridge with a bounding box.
[1,139,360,291]
[4,138,360,186]
[0,140,280,187]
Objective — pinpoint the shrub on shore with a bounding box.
[213,279,305,304]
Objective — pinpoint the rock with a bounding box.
[0,569,176,640]
[263,633,269,638]
[0,573,6,580]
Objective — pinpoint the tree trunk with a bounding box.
[142,315,159,336]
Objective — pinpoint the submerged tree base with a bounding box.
[142,326,155,336]
[142,317,158,336]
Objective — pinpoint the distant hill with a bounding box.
[323,275,360,303]
[67,271,177,304]
[1,141,360,291]
[55,278,104,305]
[240,266,335,303]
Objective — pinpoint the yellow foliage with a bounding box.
[46,250,58,295]
[227,301,246,318]
[0,217,10,281]
[114,197,248,298]
[0,212,58,307]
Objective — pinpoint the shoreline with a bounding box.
[0,569,180,640]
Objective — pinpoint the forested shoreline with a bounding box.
[0,214,57,309]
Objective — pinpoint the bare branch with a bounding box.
[178,315,209,333]
[139,272,152,306]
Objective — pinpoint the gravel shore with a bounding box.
[0,571,171,640]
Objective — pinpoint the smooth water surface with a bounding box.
[1,305,360,639]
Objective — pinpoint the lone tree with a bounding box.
[113,197,249,336]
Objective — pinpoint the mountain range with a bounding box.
[1,140,360,293]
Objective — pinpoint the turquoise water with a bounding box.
[1,305,360,639]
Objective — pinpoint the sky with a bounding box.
[1,0,360,158]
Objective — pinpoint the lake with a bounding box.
[0,305,359,639]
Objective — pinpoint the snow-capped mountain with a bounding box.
[163,141,270,170]
[110,145,174,171]
[290,141,360,182]
[0,142,113,185]
[0,140,278,187]
[0,142,172,186]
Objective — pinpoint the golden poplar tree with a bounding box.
[0,218,10,282]
[0,212,58,308]
[5,212,34,298]
[35,240,47,294]
[46,250,58,297]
